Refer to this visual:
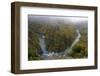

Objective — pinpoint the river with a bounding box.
[38,29,81,59]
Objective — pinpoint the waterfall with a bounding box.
[64,29,81,56]
[37,29,81,59]
[70,30,81,49]
[38,33,59,59]
[38,34,48,55]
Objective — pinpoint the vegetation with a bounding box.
[69,24,88,58]
[28,16,88,60]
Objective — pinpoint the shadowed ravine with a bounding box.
[38,29,81,59]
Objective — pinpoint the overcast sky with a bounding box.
[28,15,88,26]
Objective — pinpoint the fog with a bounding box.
[28,15,88,26]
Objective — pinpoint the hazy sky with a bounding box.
[28,15,88,25]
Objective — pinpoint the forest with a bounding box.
[28,15,88,60]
